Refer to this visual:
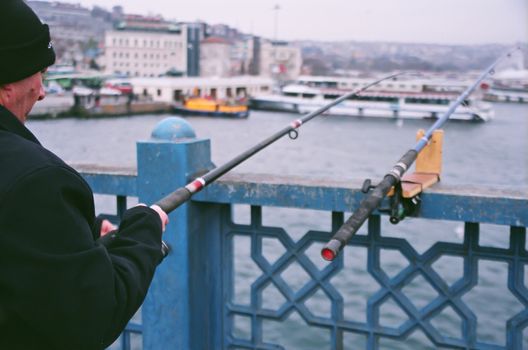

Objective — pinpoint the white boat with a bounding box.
[249,76,494,122]
[483,69,528,104]
[483,86,528,104]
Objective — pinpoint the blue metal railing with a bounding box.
[77,118,528,350]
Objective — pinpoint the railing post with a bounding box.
[137,117,215,349]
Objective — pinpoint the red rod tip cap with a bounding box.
[321,248,336,261]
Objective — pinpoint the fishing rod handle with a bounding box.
[155,187,192,214]
[321,150,417,261]
[155,187,194,258]
[321,176,394,261]
[161,240,170,258]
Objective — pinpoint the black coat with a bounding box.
[0,105,164,349]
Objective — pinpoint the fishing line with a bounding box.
[155,73,405,216]
[320,48,520,262]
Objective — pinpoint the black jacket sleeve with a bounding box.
[0,165,163,349]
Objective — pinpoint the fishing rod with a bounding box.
[155,73,404,216]
[320,48,519,262]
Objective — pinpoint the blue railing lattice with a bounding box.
[223,205,528,350]
[78,124,528,350]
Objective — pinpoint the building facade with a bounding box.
[260,40,302,82]
[200,37,232,77]
[28,1,111,69]
[104,16,188,77]
[130,76,273,102]
[29,1,109,42]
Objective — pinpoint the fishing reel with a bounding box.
[387,182,422,224]
[361,179,421,224]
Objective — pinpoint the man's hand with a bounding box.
[100,219,117,237]
[135,204,169,232]
[150,204,169,232]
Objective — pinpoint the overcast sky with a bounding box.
[58,0,527,45]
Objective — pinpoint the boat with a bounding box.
[249,76,494,122]
[68,86,170,117]
[482,69,528,104]
[173,97,249,118]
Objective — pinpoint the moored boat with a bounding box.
[250,76,494,122]
[482,69,528,104]
[173,97,249,118]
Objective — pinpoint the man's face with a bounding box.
[0,70,46,123]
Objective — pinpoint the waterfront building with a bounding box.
[129,76,273,102]
[230,35,258,76]
[186,22,206,77]
[28,1,111,69]
[104,15,188,78]
[200,37,232,78]
[248,36,262,76]
[259,40,302,82]
[28,1,109,42]
[205,23,240,40]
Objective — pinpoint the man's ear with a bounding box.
[0,83,14,103]
[0,83,14,92]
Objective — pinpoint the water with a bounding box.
[26,103,528,349]
[28,103,528,189]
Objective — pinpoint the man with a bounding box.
[0,1,169,349]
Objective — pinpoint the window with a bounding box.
[173,89,182,101]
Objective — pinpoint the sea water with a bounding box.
[27,102,528,349]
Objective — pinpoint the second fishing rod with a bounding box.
[320,49,518,262]
[154,72,403,218]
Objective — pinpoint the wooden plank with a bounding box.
[416,129,443,174]
[401,172,440,197]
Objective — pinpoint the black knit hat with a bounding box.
[0,0,56,84]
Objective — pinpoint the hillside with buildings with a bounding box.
[28,1,526,81]
[27,1,302,82]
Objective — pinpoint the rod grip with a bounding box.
[321,150,417,260]
[322,176,396,260]
[398,150,418,171]
[161,240,171,258]
[155,187,192,214]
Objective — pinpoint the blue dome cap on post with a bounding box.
[151,117,196,141]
